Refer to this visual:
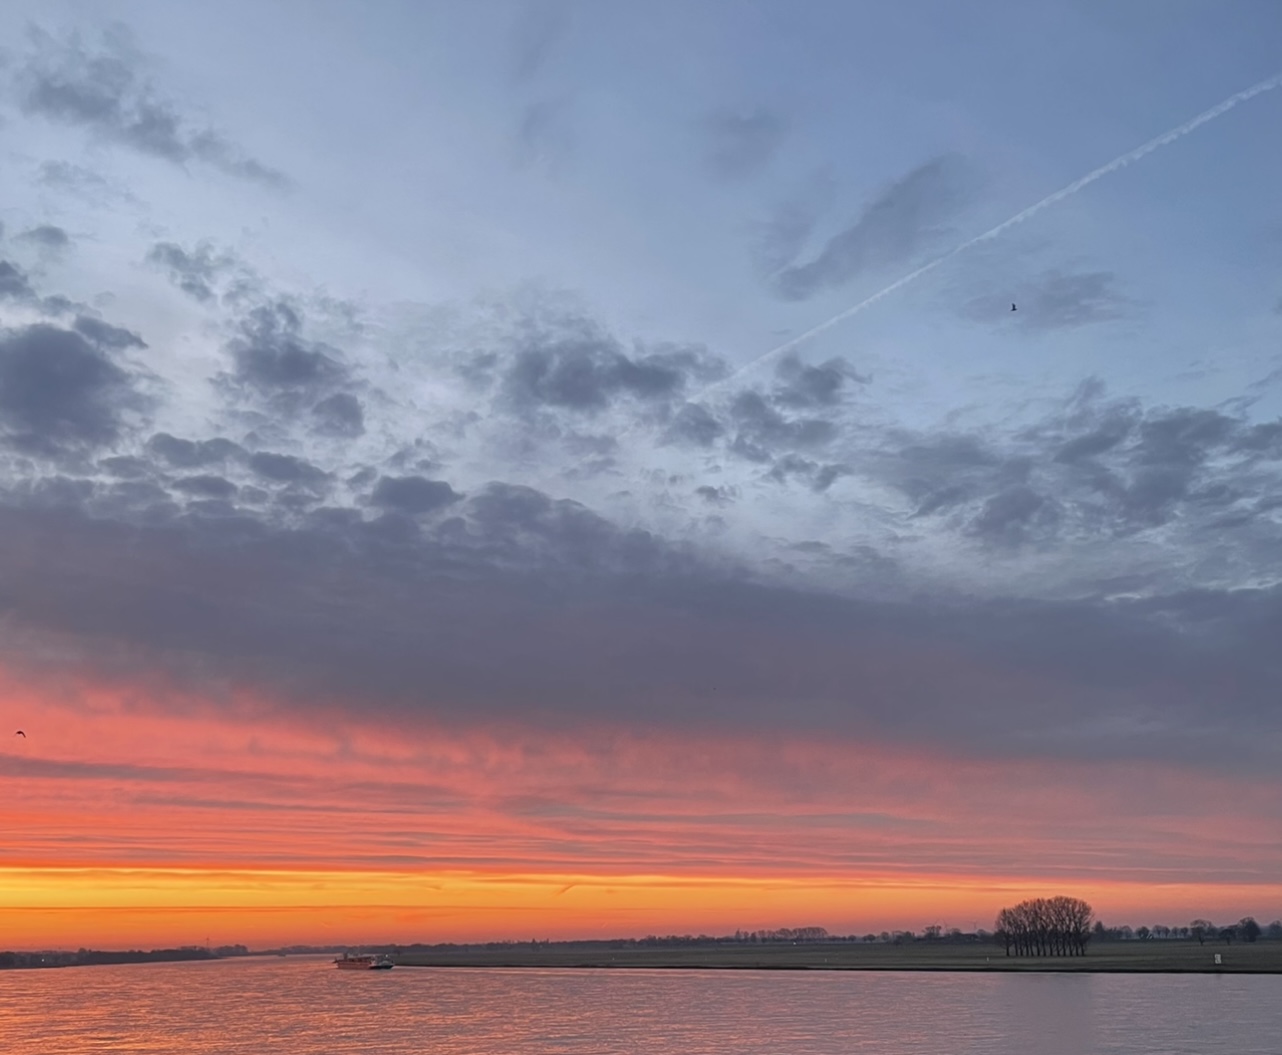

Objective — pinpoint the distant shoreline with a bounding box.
[5,940,1279,974]
[394,940,1282,975]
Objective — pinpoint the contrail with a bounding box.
[697,70,1282,399]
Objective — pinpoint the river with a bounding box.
[0,956,1278,1053]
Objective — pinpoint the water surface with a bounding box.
[1,956,1278,1054]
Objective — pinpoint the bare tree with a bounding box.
[995,897,1094,957]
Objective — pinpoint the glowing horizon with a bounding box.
[4,667,1279,949]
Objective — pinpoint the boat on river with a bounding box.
[334,952,394,970]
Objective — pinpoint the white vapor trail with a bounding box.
[698,70,1282,399]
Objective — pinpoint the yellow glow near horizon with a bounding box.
[3,867,1279,949]
[5,671,1281,951]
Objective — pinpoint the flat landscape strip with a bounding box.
[395,941,1282,974]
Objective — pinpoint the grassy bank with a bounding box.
[396,940,1282,973]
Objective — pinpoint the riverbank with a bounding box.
[395,940,1282,973]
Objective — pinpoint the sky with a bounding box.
[1,0,1281,949]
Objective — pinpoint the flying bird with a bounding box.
[14,730,25,737]
[1011,303,1017,311]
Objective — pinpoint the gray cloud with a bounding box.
[17,224,72,252]
[695,484,735,506]
[0,290,1276,774]
[498,311,719,415]
[249,451,329,486]
[664,402,725,448]
[729,391,837,462]
[311,392,365,438]
[146,241,239,303]
[0,323,144,455]
[100,455,152,478]
[172,474,237,500]
[870,379,1282,549]
[0,260,36,300]
[967,485,1059,548]
[878,433,1010,519]
[655,355,858,477]
[699,106,789,180]
[773,154,974,301]
[767,454,850,493]
[74,315,147,350]
[146,432,244,469]
[0,486,1279,773]
[224,301,348,409]
[15,27,290,189]
[37,160,141,208]
[370,475,462,515]
[509,0,569,82]
[514,97,574,172]
[752,201,819,278]
[772,353,866,409]
[0,249,1279,790]
[964,269,1134,330]
[38,160,108,193]
[750,170,837,278]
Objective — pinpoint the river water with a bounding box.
[0,956,1278,1054]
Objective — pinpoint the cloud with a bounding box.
[146,432,244,469]
[695,484,735,506]
[650,354,860,484]
[0,260,36,301]
[869,379,1282,550]
[311,393,365,438]
[509,1,569,82]
[771,353,866,409]
[16,224,72,252]
[699,106,789,180]
[1,486,1280,776]
[767,454,851,493]
[728,391,837,462]
[772,154,974,301]
[514,97,574,172]
[248,451,330,487]
[0,253,1279,792]
[497,309,720,415]
[223,300,348,408]
[750,170,838,277]
[74,315,147,350]
[171,474,237,500]
[37,160,138,206]
[0,323,145,454]
[14,26,290,189]
[146,241,241,303]
[964,269,1134,330]
[665,403,726,448]
[370,476,462,515]
[967,485,1059,548]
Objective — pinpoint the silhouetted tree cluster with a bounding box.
[0,945,248,969]
[995,896,1094,957]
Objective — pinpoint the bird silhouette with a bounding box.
[1011,303,1017,311]
[14,730,25,737]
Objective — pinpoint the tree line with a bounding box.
[995,896,1094,956]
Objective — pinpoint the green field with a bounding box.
[396,940,1282,973]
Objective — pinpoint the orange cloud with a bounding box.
[2,664,1280,948]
